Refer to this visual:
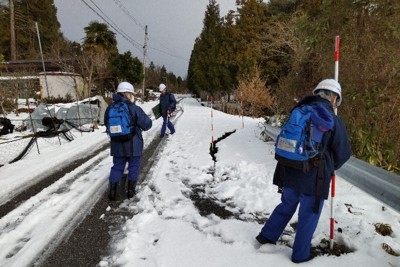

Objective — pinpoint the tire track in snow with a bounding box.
[0,150,110,267]
[39,102,185,267]
[0,142,110,217]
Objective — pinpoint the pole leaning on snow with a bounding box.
[330,35,340,251]
[36,22,62,145]
[35,22,50,103]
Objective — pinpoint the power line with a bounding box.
[87,0,139,46]
[80,0,142,53]
[81,0,189,68]
[148,45,189,62]
[110,0,189,62]
[112,0,145,30]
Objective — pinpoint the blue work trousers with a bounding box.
[161,115,175,137]
[260,187,324,262]
[109,156,141,183]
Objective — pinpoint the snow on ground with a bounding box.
[0,97,399,267]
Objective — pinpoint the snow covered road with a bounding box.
[0,99,168,266]
[0,97,399,267]
[0,150,110,266]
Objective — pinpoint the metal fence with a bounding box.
[264,124,400,213]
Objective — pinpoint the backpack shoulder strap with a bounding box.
[119,102,134,123]
[128,103,138,125]
[313,129,332,213]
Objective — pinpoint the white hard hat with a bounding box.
[159,83,166,91]
[117,82,135,94]
[313,79,342,106]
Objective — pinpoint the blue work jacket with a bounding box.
[273,96,352,199]
[104,93,152,157]
[159,92,176,117]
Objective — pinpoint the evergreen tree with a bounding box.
[79,21,118,96]
[260,0,400,172]
[144,61,160,89]
[109,51,143,85]
[0,0,62,60]
[188,0,231,96]
[187,38,204,95]
[83,21,118,56]
[0,3,9,59]
[142,62,182,92]
[188,0,400,172]
[232,0,269,78]
[218,10,239,95]
[160,65,168,83]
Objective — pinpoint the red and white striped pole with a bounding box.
[211,96,214,149]
[334,36,340,82]
[330,35,340,250]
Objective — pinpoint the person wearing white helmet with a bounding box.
[312,78,342,107]
[256,79,351,263]
[116,81,135,102]
[158,83,176,137]
[104,81,152,201]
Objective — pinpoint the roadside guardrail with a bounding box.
[264,124,400,213]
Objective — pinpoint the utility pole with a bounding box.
[10,0,16,60]
[141,25,148,104]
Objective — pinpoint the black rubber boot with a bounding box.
[256,233,276,245]
[108,182,118,201]
[127,180,137,199]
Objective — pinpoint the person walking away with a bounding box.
[104,82,152,201]
[158,83,176,137]
[256,79,351,263]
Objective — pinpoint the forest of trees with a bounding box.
[0,0,399,173]
[188,0,400,173]
[0,0,185,99]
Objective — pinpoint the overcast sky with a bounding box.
[53,0,240,78]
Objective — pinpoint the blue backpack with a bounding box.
[275,103,334,171]
[107,102,136,142]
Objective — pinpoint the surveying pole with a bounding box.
[330,35,340,251]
